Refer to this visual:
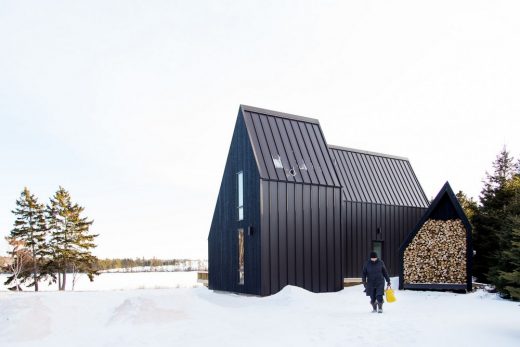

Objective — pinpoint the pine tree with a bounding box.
[496,215,520,300]
[6,187,49,291]
[456,190,478,223]
[47,186,98,291]
[472,148,516,283]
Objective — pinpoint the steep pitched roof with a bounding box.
[241,105,341,187]
[398,181,473,291]
[329,145,429,207]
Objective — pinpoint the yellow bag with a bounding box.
[385,288,396,303]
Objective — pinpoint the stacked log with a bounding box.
[404,219,467,284]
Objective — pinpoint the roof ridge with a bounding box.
[240,104,320,124]
[329,144,409,161]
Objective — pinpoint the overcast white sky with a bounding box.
[1,1,519,259]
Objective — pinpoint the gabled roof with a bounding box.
[240,105,341,187]
[398,181,473,291]
[329,145,429,207]
[399,182,472,251]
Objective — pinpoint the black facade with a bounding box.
[209,105,343,296]
[209,105,429,296]
[330,146,429,278]
[399,182,473,292]
[208,113,261,294]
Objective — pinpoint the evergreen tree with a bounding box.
[456,190,478,223]
[492,174,520,299]
[46,186,98,291]
[6,187,49,291]
[472,148,515,283]
[496,215,520,300]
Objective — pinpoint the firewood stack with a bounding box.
[403,219,467,284]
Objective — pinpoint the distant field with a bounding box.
[0,271,200,292]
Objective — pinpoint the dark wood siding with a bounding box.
[260,181,342,295]
[208,112,261,295]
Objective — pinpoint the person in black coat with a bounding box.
[362,251,391,313]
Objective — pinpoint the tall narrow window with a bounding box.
[237,171,244,221]
[238,228,245,285]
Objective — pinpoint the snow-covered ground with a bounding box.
[0,276,518,347]
[0,271,199,292]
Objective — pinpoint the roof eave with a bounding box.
[240,104,320,125]
[329,144,410,161]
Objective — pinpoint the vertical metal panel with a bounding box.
[313,125,342,188]
[327,187,335,291]
[295,184,304,288]
[276,118,303,184]
[242,112,268,178]
[306,123,333,186]
[278,182,288,288]
[291,120,319,185]
[269,182,279,293]
[329,146,429,208]
[259,115,285,182]
[260,180,270,296]
[319,187,327,292]
[346,152,369,202]
[287,183,296,286]
[242,106,342,189]
[374,156,398,206]
[268,117,295,183]
[311,185,320,292]
[299,123,327,185]
[335,190,342,289]
[303,184,312,290]
[283,119,312,184]
[250,113,278,180]
[343,201,427,278]
[334,150,357,201]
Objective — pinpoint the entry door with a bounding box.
[372,240,383,259]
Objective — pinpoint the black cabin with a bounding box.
[208,105,428,295]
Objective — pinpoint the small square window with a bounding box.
[272,154,284,169]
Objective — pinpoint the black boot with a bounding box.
[377,302,383,313]
[370,301,377,313]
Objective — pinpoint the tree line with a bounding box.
[3,187,97,291]
[96,258,207,271]
[457,148,520,300]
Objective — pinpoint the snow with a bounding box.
[0,275,519,347]
[0,271,200,291]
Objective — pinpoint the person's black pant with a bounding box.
[370,289,383,304]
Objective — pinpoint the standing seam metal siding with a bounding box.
[242,105,341,188]
[343,201,426,278]
[330,146,429,207]
[260,181,342,295]
[330,146,429,278]
[209,106,344,296]
[208,113,261,295]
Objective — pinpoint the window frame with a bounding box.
[238,228,245,285]
[237,171,244,221]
